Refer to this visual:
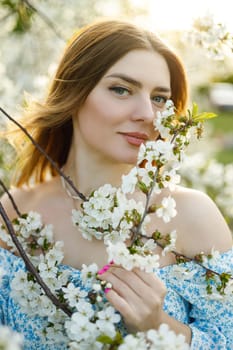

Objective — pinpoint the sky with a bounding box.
[141,0,233,31]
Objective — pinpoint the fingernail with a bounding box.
[104,288,111,294]
[98,264,110,275]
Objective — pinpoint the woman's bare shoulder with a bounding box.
[0,177,61,220]
[171,185,233,256]
[1,186,35,219]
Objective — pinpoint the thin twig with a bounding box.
[170,246,233,280]
[0,11,14,23]
[0,107,87,201]
[0,179,21,217]
[141,235,233,281]
[22,0,66,41]
[131,169,159,245]
[0,202,72,317]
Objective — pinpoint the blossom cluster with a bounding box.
[64,263,123,349]
[0,213,189,349]
[72,100,208,273]
[118,324,189,350]
[0,208,189,349]
[186,15,233,60]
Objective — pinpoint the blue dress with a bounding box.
[0,246,233,350]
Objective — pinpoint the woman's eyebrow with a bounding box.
[105,73,142,88]
[105,73,171,93]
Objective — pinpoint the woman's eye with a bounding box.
[109,86,130,96]
[152,96,168,108]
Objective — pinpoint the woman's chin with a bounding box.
[121,158,138,166]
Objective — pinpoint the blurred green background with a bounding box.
[208,111,233,164]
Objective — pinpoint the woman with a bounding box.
[0,19,232,349]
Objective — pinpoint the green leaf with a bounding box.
[192,102,199,117]
[206,284,213,294]
[128,246,138,254]
[2,0,35,34]
[97,331,123,345]
[96,334,114,344]
[193,112,218,122]
[137,180,149,194]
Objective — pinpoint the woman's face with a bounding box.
[74,49,171,164]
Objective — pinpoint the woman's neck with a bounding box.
[63,146,133,197]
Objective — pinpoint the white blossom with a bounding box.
[0,326,24,350]
[62,283,87,307]
[137,163,158,188]
[75,300,95,319]
[156,196,177,223]
[154,112,171,139]
[46,241,64,266]
[97,306,121,324]
[121,167,138,194]
[96,320,116,338]
[146,323,190,349]
[202,247,220,265]
[65,314,97,342]
[118,324,190,349]
[171,266,198,280]
[81,263,99,282]
[118,333,147,350]
[186,15,233,60]
[153,99,175,139]
[37,224,54,246]
[106,242,160,272]
[161,169,180,191]
[162,230,177,256]
[44,318,69,344]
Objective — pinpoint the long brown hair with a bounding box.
[9,19,188,186]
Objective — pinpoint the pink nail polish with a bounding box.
[98,264,110,275]
[104,288,111,294]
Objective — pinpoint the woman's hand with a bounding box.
[98,265,167,333]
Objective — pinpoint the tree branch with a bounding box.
[0,107,87,201]
[22,0,66,41]
[141,234,233,282]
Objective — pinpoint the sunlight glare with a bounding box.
[140,0,233,31]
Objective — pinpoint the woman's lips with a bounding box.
[120,132,149,146]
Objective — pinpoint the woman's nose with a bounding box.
[131,95,155,122]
